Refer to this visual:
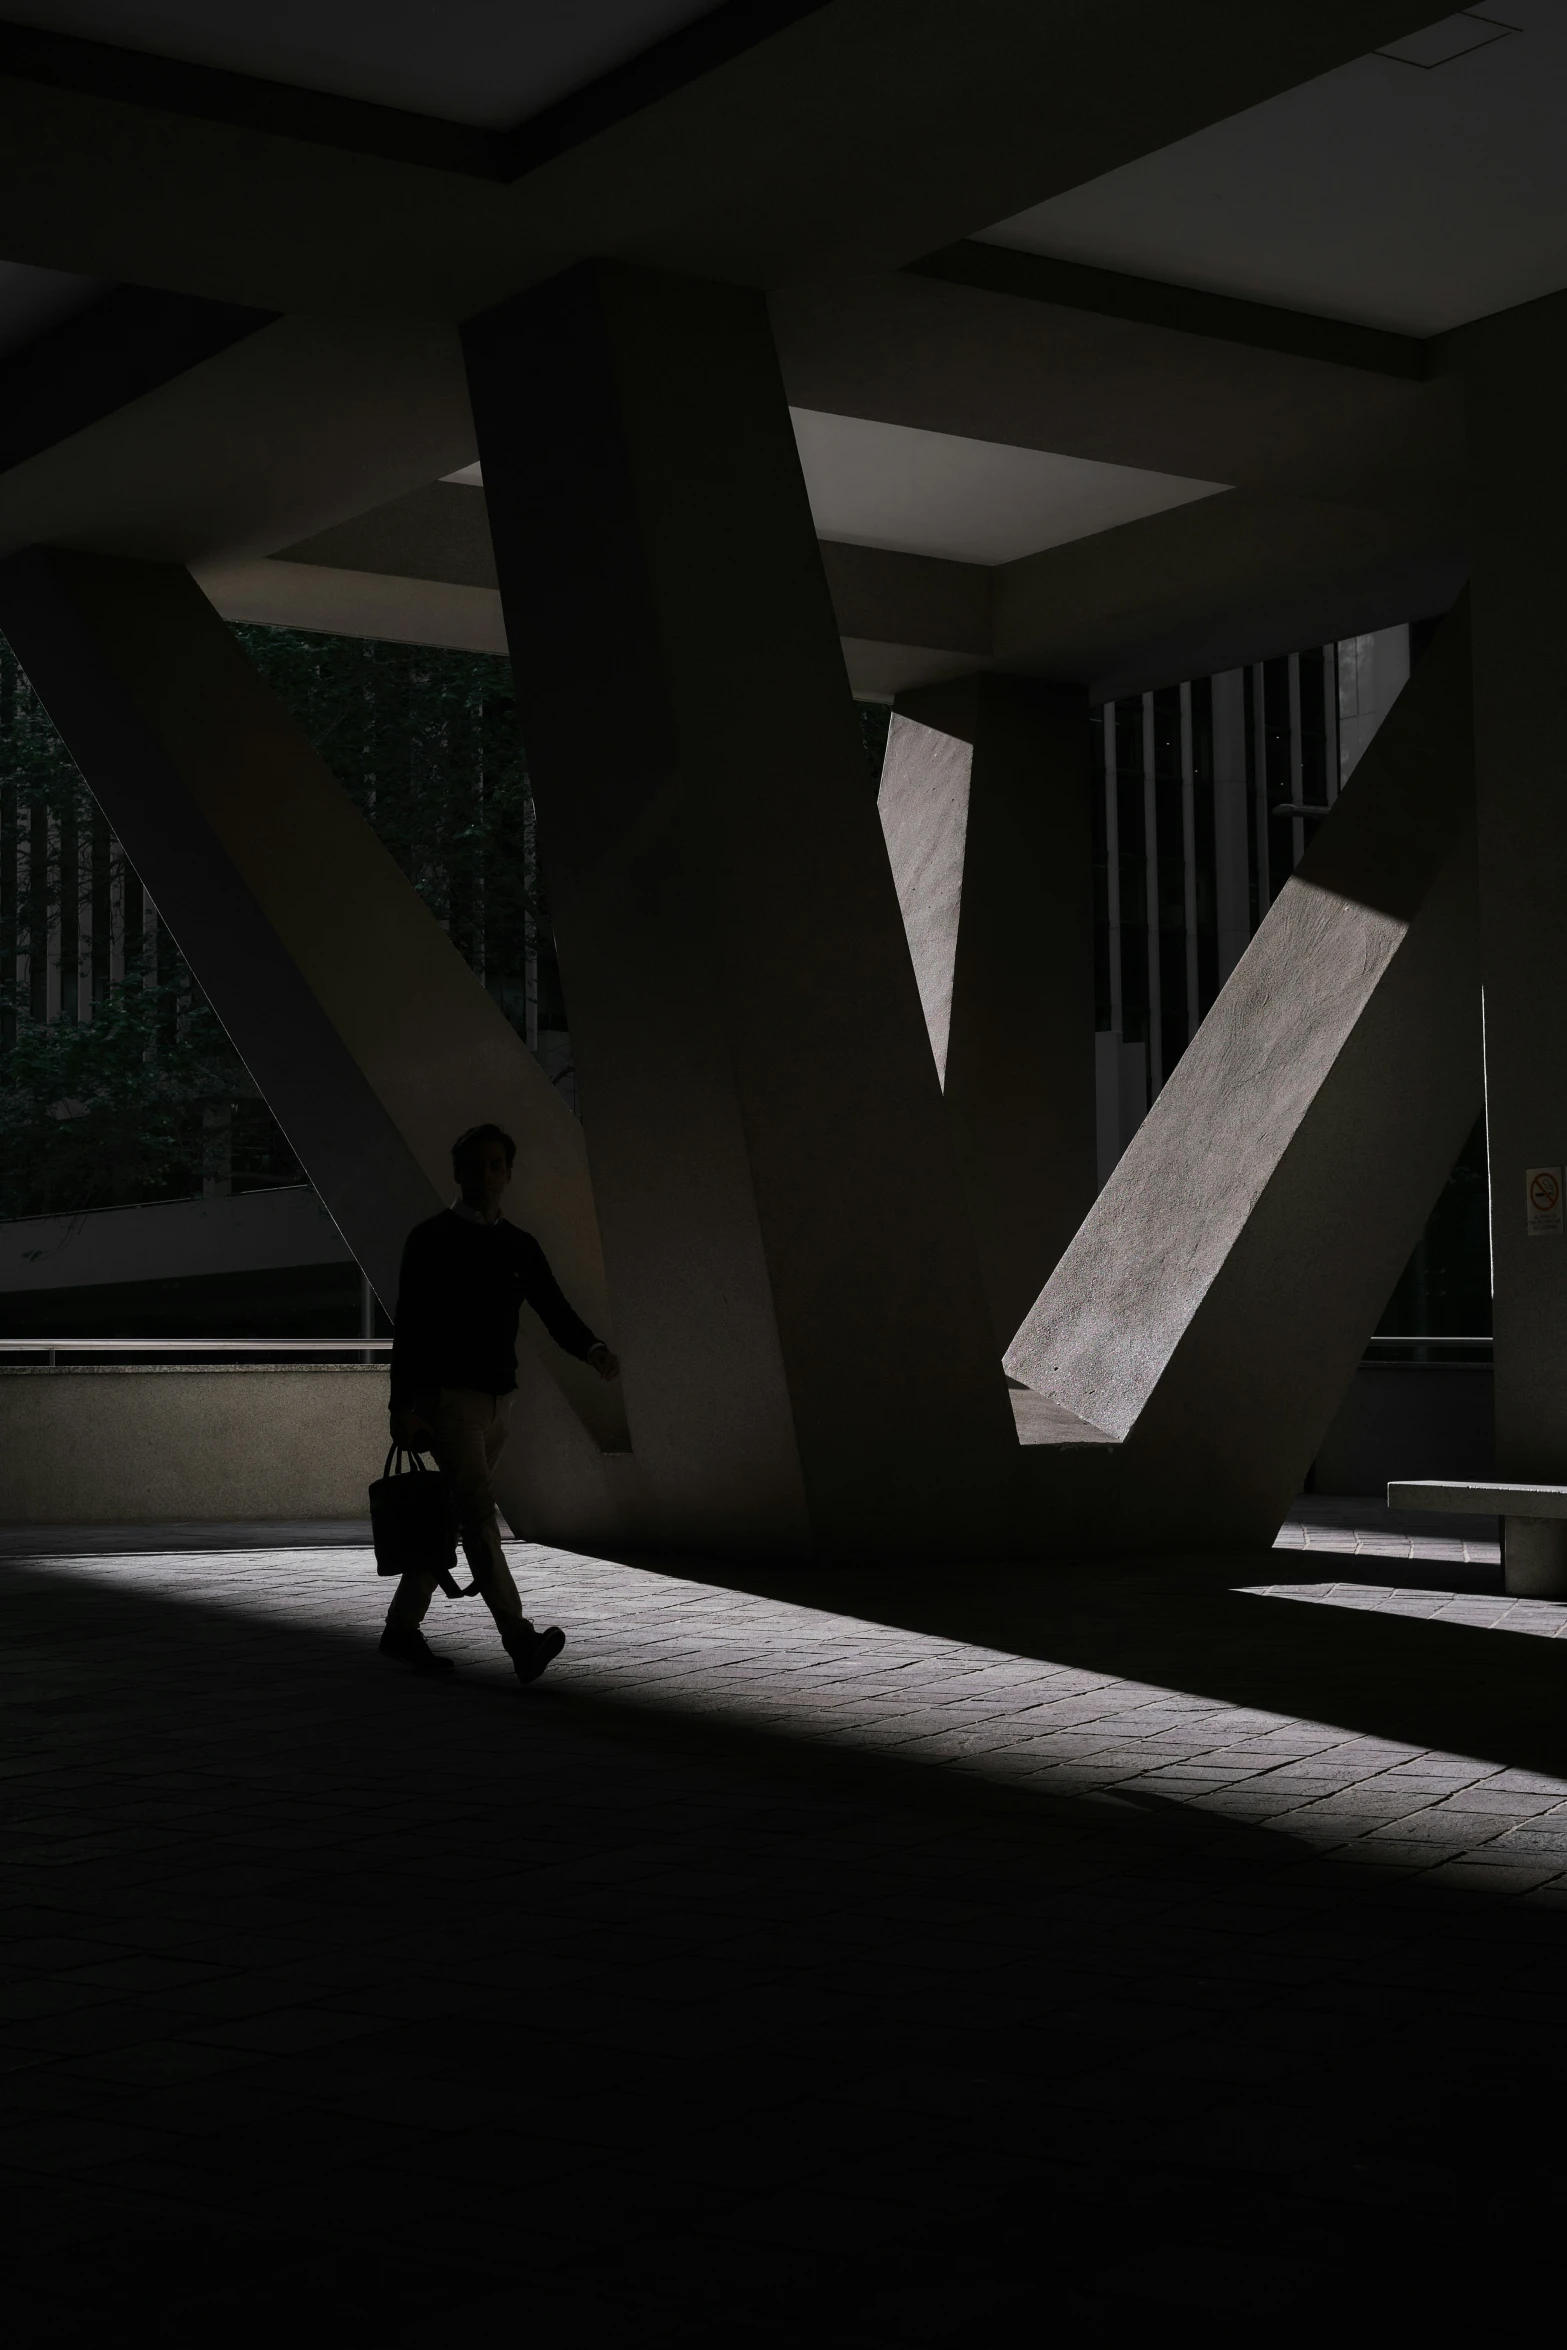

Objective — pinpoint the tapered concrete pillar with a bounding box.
[1009,600,1481,1545]
[879,675,1094,1349]
[1460,294,1567,1484]
[463,262,1017,1558]
[0,550,627,1511]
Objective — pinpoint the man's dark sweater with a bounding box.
[390,1210,600,1410]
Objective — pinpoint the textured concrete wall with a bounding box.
[0,1367,389,1523]
[1009,599,1481,1545]
[880,674,1095,1349]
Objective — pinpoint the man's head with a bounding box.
[452,1123,516,1221]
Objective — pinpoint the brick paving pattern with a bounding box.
[0,1507,1563,2341]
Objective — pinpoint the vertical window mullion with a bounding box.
[1287,652,1304,872]
[1250,662,1268,923]
[1180,680,1199,1037]
[1103,704,1122,1043]
[1142,693,1162,1093]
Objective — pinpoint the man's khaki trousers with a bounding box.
[386,1388,526,1632]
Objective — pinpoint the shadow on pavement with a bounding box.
[0,1546,1561,2345]
[616,1542,1567,1784]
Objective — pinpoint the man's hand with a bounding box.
[587,1343,621,1382]
[391,1406,434,1451]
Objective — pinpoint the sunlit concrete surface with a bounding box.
[19,1525,1567,1889]
[1,1514,1564,2339]
[1277,1494,1503,1568]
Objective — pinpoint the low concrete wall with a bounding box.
[0,1358,1496,1525]
[1313,1362,1495,1497]
[0,1366,390,1523]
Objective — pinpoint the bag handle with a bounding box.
[379,1444,479,1601]
[382,1444,433,1479]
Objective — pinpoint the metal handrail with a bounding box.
[0,1334,1496,1370]
[0,1337,393,1367]
[1365,1334,1492,1347]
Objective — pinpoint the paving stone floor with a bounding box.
[1,1504,1565,2343]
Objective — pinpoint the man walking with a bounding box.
[381,1121,619,1683]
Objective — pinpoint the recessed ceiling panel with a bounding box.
[789,411,1223,567]
[448,430,1225,566]
[2,1,718,128]
[978,2,1567,336]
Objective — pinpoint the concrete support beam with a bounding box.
[1008,601,1481,1544]
[0,549,626,1498]
[463,261,1017,1559]
[0,1187,353,1294]
[197,556,507,658]
[993,486,1464,706]
[190,454,1456,712]
[1459,292,1567,1483]
[772,265,1452,496]
[879,675,1095,1348]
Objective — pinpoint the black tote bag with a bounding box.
[368,1448,473,1597]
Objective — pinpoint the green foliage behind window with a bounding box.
[0,626,554,1220]
[234,627,543,1017]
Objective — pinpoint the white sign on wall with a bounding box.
[1526,1166,1564,1237]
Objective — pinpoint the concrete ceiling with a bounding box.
[0,258,105,359]
[0,3,1521,704]
[198,428,1462,707]
[788,410,1224,565]
[198,460,1465,705]
[2,0,722,126]
[453,421,1227,569]
[980,1,1567,336]
[0,2,1451,306]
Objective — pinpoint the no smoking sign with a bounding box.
[1527,1166,1564,1237]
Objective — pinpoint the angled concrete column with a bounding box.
[1460,294,1567,1483]
[463,262,1017,1559]
[878,674,1095,1349]
[1008,601,1481,1545]
[0,549,627,1516]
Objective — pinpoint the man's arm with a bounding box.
[521,1236,620,1380]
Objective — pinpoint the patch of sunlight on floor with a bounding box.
[11,1536,1567,1897]
[1244,1580,1567,1638]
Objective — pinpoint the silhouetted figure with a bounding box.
[382,1122,619,1682]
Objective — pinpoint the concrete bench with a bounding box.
[1386,1479,1567,1596]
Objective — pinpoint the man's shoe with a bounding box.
[503,1619,566,1685]
[379,1624,455,1676]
